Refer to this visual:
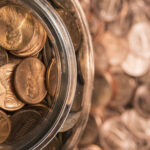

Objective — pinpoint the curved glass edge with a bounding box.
[0,0,77,150]
[62,0,94,149]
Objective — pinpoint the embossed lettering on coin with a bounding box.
[0,64,24,111]
[14,57,47,104]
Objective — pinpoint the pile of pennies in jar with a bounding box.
[0,2,84,149]
[76,0,150,150]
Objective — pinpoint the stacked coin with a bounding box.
[0,4,56,145]
[77,0,150,150]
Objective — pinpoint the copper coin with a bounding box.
[121,110,150,140]
[46,59,58,98]
[134,84,150,118]
[43,137,61,150]
[7,109,42,143]
[121,52,149,77]
[79,115,98,147]
[14,57,47,104]
[10,20,47,57]
[100,117,138,150]
[0,5,34,51]
[110,72,136,107]
[0,47,8,66]
[92,72,115,108]
[128,22,150,59]
[80,145,102,150]
[0,110,11,144]
[57,9,82,51]
[0,64,24,111]
[94,0,123,22]
[101,32,129,66]
[59,111,81,132]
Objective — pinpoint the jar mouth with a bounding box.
[0,0,77,150]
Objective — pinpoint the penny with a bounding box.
[0,5,34,51]
[0,110,11,144]
[92,72,115,108]
[101,32,129,66]
[59,111,81,132]
[57,9,82,51]
[0,64,24,111]
[43,137,61,150]
[100,117,138,150]
[43,38,53,67]
[94,42,109,73]
[134,85,150,118]
[110,72,136,107]
[80,145,102,150]
[121,110,150,140]
[7,109,42,143]
[46,59,58,98]
[14,57,47,104]
[10,20,47,57]
[94,0,123,22]
[79,115,98,147]
[0,47,8,66]
[128,22,150,59]
[121,52,149,77]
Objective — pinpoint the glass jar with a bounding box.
[0,0,94,150]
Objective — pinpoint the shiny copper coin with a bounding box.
[92,72,115,108]
[121,110,150,140]
[10,20,47,57]
[59,111,81,132]
[0,5,34,51]
[128,22,150,59]
[57,9,82,51]
[110,72,136,107]
[80,145,102,150]
[0,47,8,66]
[100,117,138,150]
[134,84,150,118]
[14,57,47,104]
[7,109,42,143]
[46,59,58,98]
[0,110,11,144]
[94,0,123,22]
[0,64,24,111]
[121,52,149,77]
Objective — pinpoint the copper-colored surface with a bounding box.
[0,110,11,144]
[14,57,47,104]
[0,64,24,111]
[0,47,8,66]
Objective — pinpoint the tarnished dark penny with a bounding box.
[0,110,11,144]
[43,137,61,150]
[46,59,58,98]
[0,47,8,66]
[14,57,47,104]
[134,85,150,118]
[0,64,24,111]
[0,5,34,51]
[59,111,81,132]
[7,109,42,143]
[57,9,82,51]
